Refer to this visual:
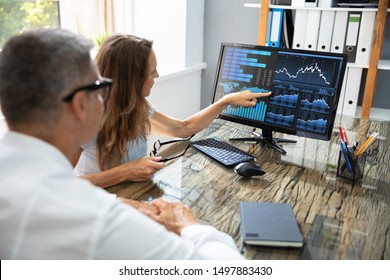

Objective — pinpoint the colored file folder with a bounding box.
[266,8,283,48]
[343,12,362,63]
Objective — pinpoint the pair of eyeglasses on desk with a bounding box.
[150,134,194,162]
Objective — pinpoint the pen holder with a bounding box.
[337,150,366,183]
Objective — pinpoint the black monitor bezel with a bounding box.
[211,42,348,141]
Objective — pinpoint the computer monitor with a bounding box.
[212,43,347,154]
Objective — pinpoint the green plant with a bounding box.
[94,33,109,49]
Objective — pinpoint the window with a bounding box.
[0,0,204,120]
[114,0,204,76]
[0,0,60,48]
[0,0,204,74]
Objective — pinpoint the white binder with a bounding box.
[341,67,363,116]
[304,0,318,7]
[292,9,308,50]
[330,11,348,54]
[355,11,376,65]
[266,8,284,48]
[317,10,335,52]
[304,10,321,51]
[343,12,362,63]
[336,72,348,116]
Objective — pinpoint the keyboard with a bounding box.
[191,137,255,167]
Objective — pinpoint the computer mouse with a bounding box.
[234,161,265,177]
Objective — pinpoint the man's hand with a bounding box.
[118,197,160,215]
[139,199,198,235]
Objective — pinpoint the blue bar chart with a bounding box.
[222,47,272,87]
[223,101,267,122]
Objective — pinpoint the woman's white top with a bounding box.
[74,103,155,175]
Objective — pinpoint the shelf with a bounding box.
[355,106,390,121]
[347,60,390,70]
[244,3,389,12]
[248,0,389,119]
[246,2,390,71]
[378,59,390,70]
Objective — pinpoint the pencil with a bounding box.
[355,132,379,157]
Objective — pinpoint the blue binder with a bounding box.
[266,8,283,48]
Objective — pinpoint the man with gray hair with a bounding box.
[0,28,244,259]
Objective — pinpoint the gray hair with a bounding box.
[0,28,95,128]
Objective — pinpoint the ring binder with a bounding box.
[266,8,284,48]
[355,11,376,65]
[317,10,336,52]
[343,12,362,63]
[330,10,348,53]
[304,10,321,50]
[292,9,308,50]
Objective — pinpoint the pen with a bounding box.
[355,132,379,157]
[342,124,350,144]
[339,126,346,142]
[353,141,358,151]
[340,140,353,174]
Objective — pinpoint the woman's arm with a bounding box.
[151,90,271,138]
[80,156,164,188]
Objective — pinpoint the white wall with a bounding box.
[149,66,203,119]
[201,0,259,108]
[186,0,205,67]
[131,0,205,120]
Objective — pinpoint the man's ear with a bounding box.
[69,92,89,122]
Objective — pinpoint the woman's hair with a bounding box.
[95,34,153,170]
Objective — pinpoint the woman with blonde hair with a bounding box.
[74,34,271,188]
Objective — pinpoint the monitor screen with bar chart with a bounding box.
[212,43,347,152]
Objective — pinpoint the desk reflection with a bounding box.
[106,116,390,259]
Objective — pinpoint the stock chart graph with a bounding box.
[214,46,344,137]
[274,52,340,87]
[266,52,341,134]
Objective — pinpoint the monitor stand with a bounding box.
[229,129,296,155]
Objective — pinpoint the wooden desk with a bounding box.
[106,116,390,259]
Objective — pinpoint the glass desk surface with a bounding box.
[107,115,390,260]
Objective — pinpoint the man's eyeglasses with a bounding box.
[150,134,194,162]
[62,77,113,102]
